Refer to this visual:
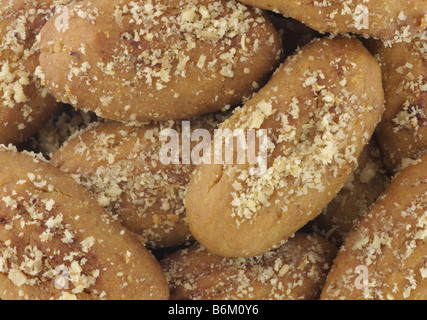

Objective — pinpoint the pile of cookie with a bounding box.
[0,0,425,300]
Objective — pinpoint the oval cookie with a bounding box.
[161,233,336,300]
[0,0,72,144]
[0,146,169,300]
[238,0,427,40]
[321,153,427,300]
[51,116,225,249]
[39,0,282,122]
[370,32,427,174]
[185,37,385,257]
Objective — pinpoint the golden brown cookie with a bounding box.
[0,146,169,300]
[51,115,226,249]
[185,36,385,258]
[0,0,75,145]
[321,153,427,300]
[369,32,427,174]
[162,233,336,300]
[238,0,427,40]
[39,0,282,122]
